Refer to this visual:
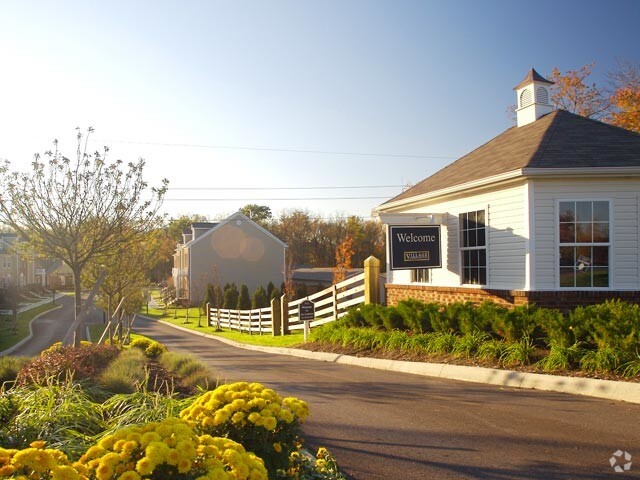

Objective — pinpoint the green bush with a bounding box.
[395,299,435,333]
[492,304,540,342]
[431,303,461,333]
[381,306,405,330]
[360,303,385,328]
[473,301,508,335]
[340,307,367,328]
[538,308,576,348]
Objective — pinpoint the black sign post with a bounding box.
[299,299,315,341]
[389,225,441,270]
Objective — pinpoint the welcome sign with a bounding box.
[389,225,441,270]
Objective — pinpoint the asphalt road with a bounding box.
[131,316,640,480]
[9,295,104,357]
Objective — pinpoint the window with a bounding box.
[558,200,609,288]
[412,269,430,284]
[460,210,486,285]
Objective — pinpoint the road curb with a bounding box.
[155,319,640,405]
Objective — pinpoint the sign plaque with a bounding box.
[299,299,315,321]
[389,225,441,270]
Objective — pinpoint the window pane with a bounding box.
[559,247,575,267]
[576,223,592,242]
[468,211,477,230]
[461,213,468,231]
[559,202,575,222]
[468,229,477,248]
[593,201,609,222]
[479,268,486,285]
[476,210,485,227]
[559,223,575,243]
[576,246,592,271]
[592,246,609,266]
[464,250,470,265]
[576,269,591,287]
[576,201,592,222]
[593,223,609,242]
[477,228,486,247]
[479,249,486,266]
[593,268,609,287]
[560,268,575,287]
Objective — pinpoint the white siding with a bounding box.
[533,178,640,290]
[388,182,528,289]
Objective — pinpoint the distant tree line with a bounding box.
[150,207,385,284]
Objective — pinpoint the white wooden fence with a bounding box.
[207,256,380,336]
[209,306,273,334]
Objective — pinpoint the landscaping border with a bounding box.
[156,318,640,405]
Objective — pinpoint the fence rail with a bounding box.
[207,256,380,336]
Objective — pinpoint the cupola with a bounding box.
[514,68,554,127]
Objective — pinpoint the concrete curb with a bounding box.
[156,319,640,405]
[0,302,64,357]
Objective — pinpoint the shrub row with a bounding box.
[326,299,640,376]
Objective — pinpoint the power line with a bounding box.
[98,138,456,160]
[164,196,390,201]
[168,184,403,191]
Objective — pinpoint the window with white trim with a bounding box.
[460,210,486,285]
[558,200,609,288]
[412,269,430,284]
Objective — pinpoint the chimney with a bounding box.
[514,68,554,127]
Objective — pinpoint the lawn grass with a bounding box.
[0,303,61,351]
[141,301,305,348]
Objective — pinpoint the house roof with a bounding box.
[380,109,640,208]
[177,211,287,250]
[292,267,363,284]
[513,68,553,90]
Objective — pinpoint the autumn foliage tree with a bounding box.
[333,234,355,285]
[548,61,640,133]
[0,128,167,320]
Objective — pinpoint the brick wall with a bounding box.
[385,284,640,311]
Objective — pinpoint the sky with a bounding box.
[1,0,639,222]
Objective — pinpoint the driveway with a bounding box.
[132,316,640,480]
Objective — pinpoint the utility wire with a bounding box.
[169,184,403,191]
[164,196,390,201]
[98,138,456,160]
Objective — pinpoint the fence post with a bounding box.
[332,285,338,321]
[364,256,381,305]
[270,297,281,337]
[206,303,210,326]
[280,294,289,335]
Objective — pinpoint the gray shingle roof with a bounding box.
[513,68,553,90]
[382,110,640,206]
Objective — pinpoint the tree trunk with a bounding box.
[73,265,83,346]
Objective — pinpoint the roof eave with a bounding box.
[374,169,524,214]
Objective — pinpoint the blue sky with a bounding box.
[1,0,639,221]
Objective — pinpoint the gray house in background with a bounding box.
[172,211,287,305]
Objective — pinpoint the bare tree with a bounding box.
[0,128,167,319]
